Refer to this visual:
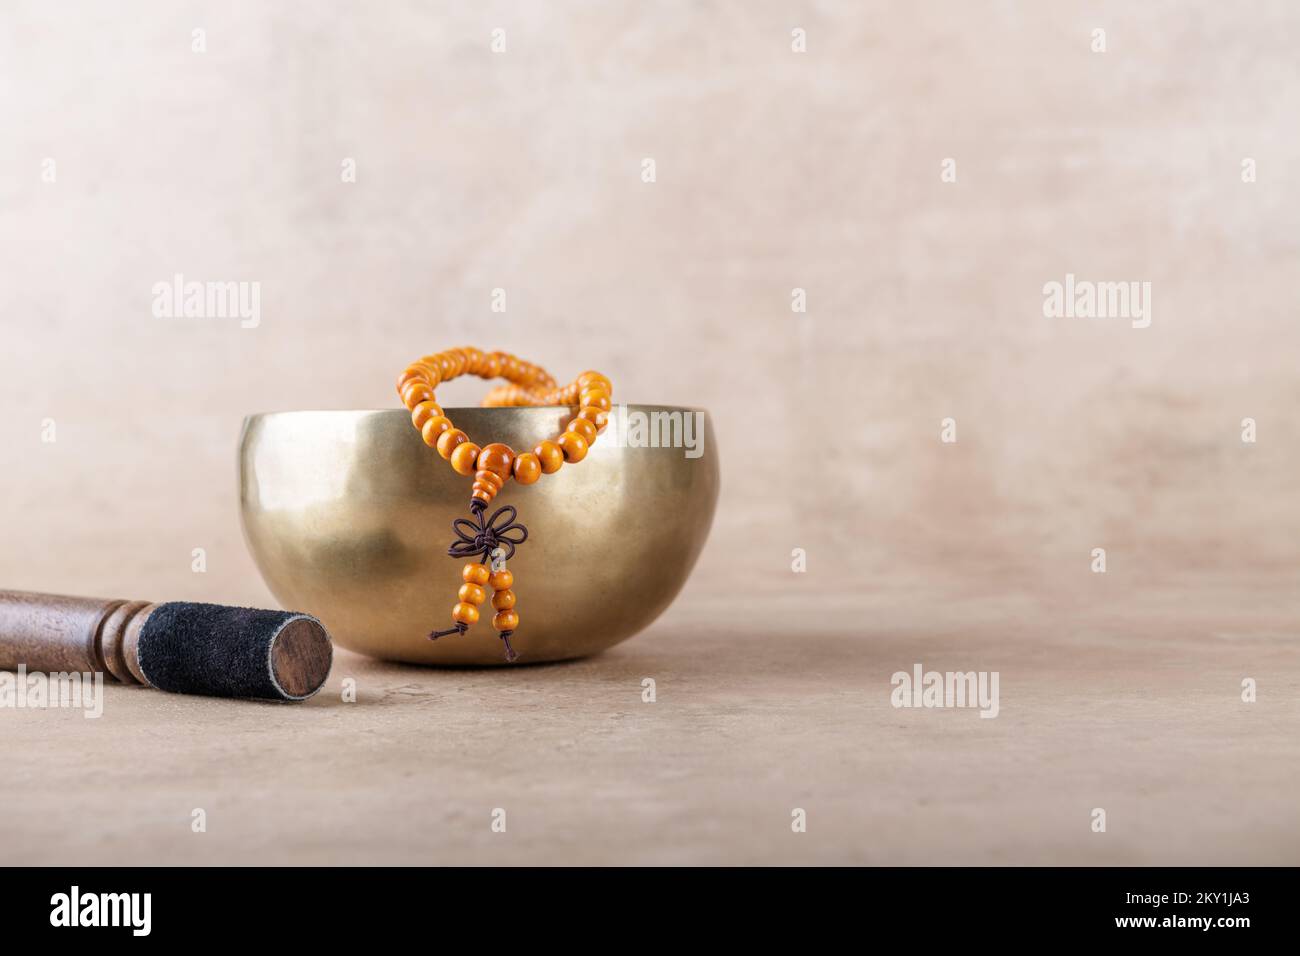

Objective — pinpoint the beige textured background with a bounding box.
[2,1,1298,865]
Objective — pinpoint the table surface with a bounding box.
[5,579,1296,866]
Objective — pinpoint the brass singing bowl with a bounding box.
[238,407,719,665]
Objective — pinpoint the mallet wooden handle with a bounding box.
[0,590,150,682]
[0,590,332,701]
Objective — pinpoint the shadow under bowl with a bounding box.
[239,407,719,665]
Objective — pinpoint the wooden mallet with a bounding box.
[0,590,332,701]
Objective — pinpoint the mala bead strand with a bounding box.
[451,562,490,628]
[488,567,519,662]
[403,349,613,661]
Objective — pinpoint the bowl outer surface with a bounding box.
[239,406,719,665]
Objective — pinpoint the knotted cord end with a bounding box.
[499,630,519,663]
[429,621,468,641]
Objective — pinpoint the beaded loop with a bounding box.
[398,349,609,508]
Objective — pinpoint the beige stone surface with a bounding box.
[5,582,1299,866]
[1,1,1299,864]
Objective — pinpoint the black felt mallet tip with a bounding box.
[135,602,333,701]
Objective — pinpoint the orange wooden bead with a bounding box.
[472,465,503,504]
[395,368,423,391]
[566,418,597,445]
[579,391,611,412]
[576,406,609,431]
[475,469,504,493]
[534,440,564,475]
[557,431,588,462]
[410,400,444,430]
[436,427,469,460]
[397,364,434,393]
[489,569,513,591]
[577,371,611,392]
[458,582,487,606]
[421,415,453,446]
[491,588,516,611]
[512,452,541,485]
[477,442,515,479]
[462,563,490,585]
[492,609,519,632]
[452,602,480,625]
[403,382,436,409]
[450,442,480,476]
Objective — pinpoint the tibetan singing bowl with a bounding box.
[239,407,719,665]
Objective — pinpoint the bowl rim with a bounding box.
[242,404,710,424]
